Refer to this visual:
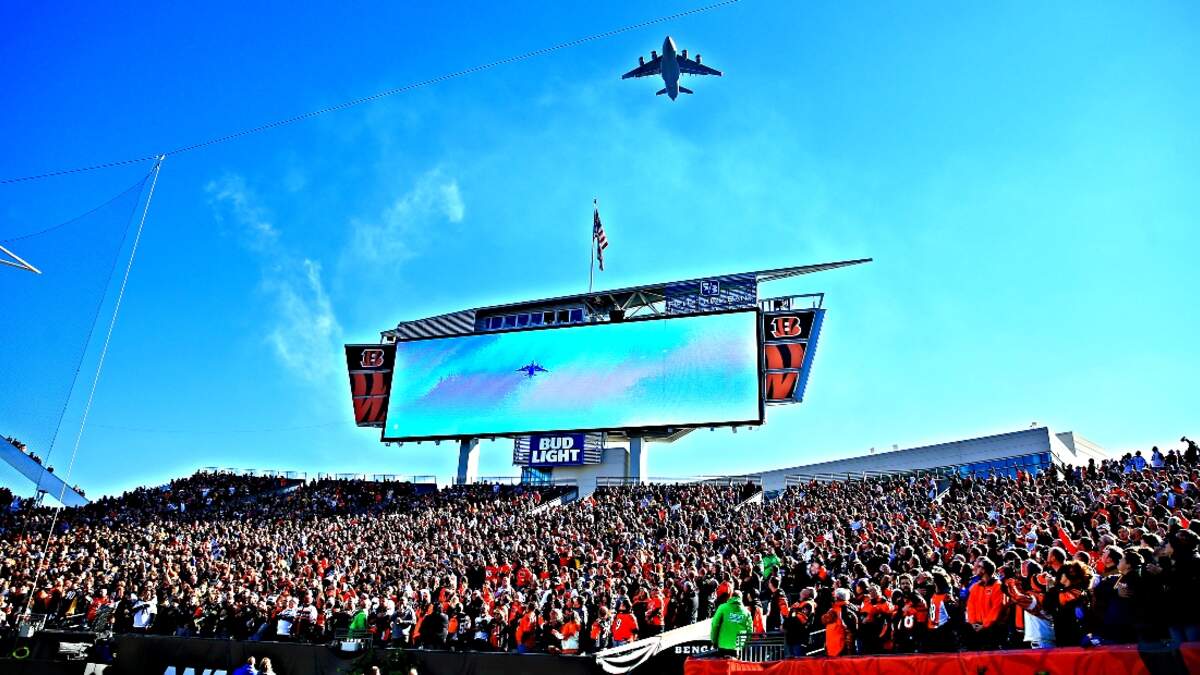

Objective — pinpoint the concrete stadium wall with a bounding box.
[751,426,1106,492]
[552,445,632,497]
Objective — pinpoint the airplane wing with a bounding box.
[622,56,662,79]
[677,56,722,77]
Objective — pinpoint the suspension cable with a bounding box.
[0,0,743,184]
[22,156,165,618]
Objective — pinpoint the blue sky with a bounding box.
[1,1,1197,499]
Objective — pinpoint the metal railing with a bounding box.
[450,475,579,488]
[186,470,776,490]
[739,631,788,662]
[197,469,442,484]
[758,292,825,312]
[595,475,763,487]
[784,451,1055,487]
[15,612,48,638]
[202,467,307,479]
[311,473,436,484]
[453,476,522,486]
[702,475,763,487]
[806,628,826,656]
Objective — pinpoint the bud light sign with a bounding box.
[527,434,586,466]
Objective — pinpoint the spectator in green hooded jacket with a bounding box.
[710,590,753,657]
[348,598,370,638]
[761,548,782,580]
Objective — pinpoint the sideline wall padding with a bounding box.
[112,634,601,675]
[685,643,1200,675]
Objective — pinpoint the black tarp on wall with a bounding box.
[112,635,601,675]
[0,659,92,674]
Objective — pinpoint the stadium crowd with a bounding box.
[0,437,1197,659]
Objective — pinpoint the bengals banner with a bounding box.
[345,344,396,427]
[685,643,1200,675]
[761,309,823,404]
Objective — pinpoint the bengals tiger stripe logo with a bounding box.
[764,312,813,340]
[769,316,803,338]
[360,348,386,368]
[353,396,386,424]
[350,371,391,424]
[351,372,389,397]
[764,372,799,400]
[350,370,391,424]
[764,343,806,370]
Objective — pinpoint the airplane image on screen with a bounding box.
[622,36,722,100]
[517,362,549,378]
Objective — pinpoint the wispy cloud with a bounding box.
[206,175,342,383]
[263,258,340,382]
[204,174,279,252]
[348,167,464,264]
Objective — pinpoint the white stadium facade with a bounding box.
[542,425,1109,497]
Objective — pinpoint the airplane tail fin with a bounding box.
[678,86,694,94]
[655,88,667,96]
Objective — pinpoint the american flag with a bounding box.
[593,203,609,271]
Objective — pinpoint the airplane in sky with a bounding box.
[517,362,549,378]
[622,36,722,100]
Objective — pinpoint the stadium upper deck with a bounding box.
[379,259,871,342]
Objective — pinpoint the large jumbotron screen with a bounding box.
[381,309,762,441]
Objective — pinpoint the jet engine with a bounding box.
[681,49,688,59]
[651,50,658,60]
[695,54,702,64]
[639,56,645,66]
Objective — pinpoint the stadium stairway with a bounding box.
[931,477,953,502]
[529,485,580,514]
[734,488,764,511]
[0,437,88,507]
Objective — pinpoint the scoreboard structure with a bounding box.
[346,258,869,484]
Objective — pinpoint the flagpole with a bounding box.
[589,198,596,293]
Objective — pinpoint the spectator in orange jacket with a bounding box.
[858,584,894,654]
[86,588,112,623]
[515,607,539,654]
[966,557,1007,650]
[612,605,639,647]
[822,588,858,657]
[644,586,666,637]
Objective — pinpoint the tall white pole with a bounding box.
[0,243,41,274]
[24,155,165,618]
